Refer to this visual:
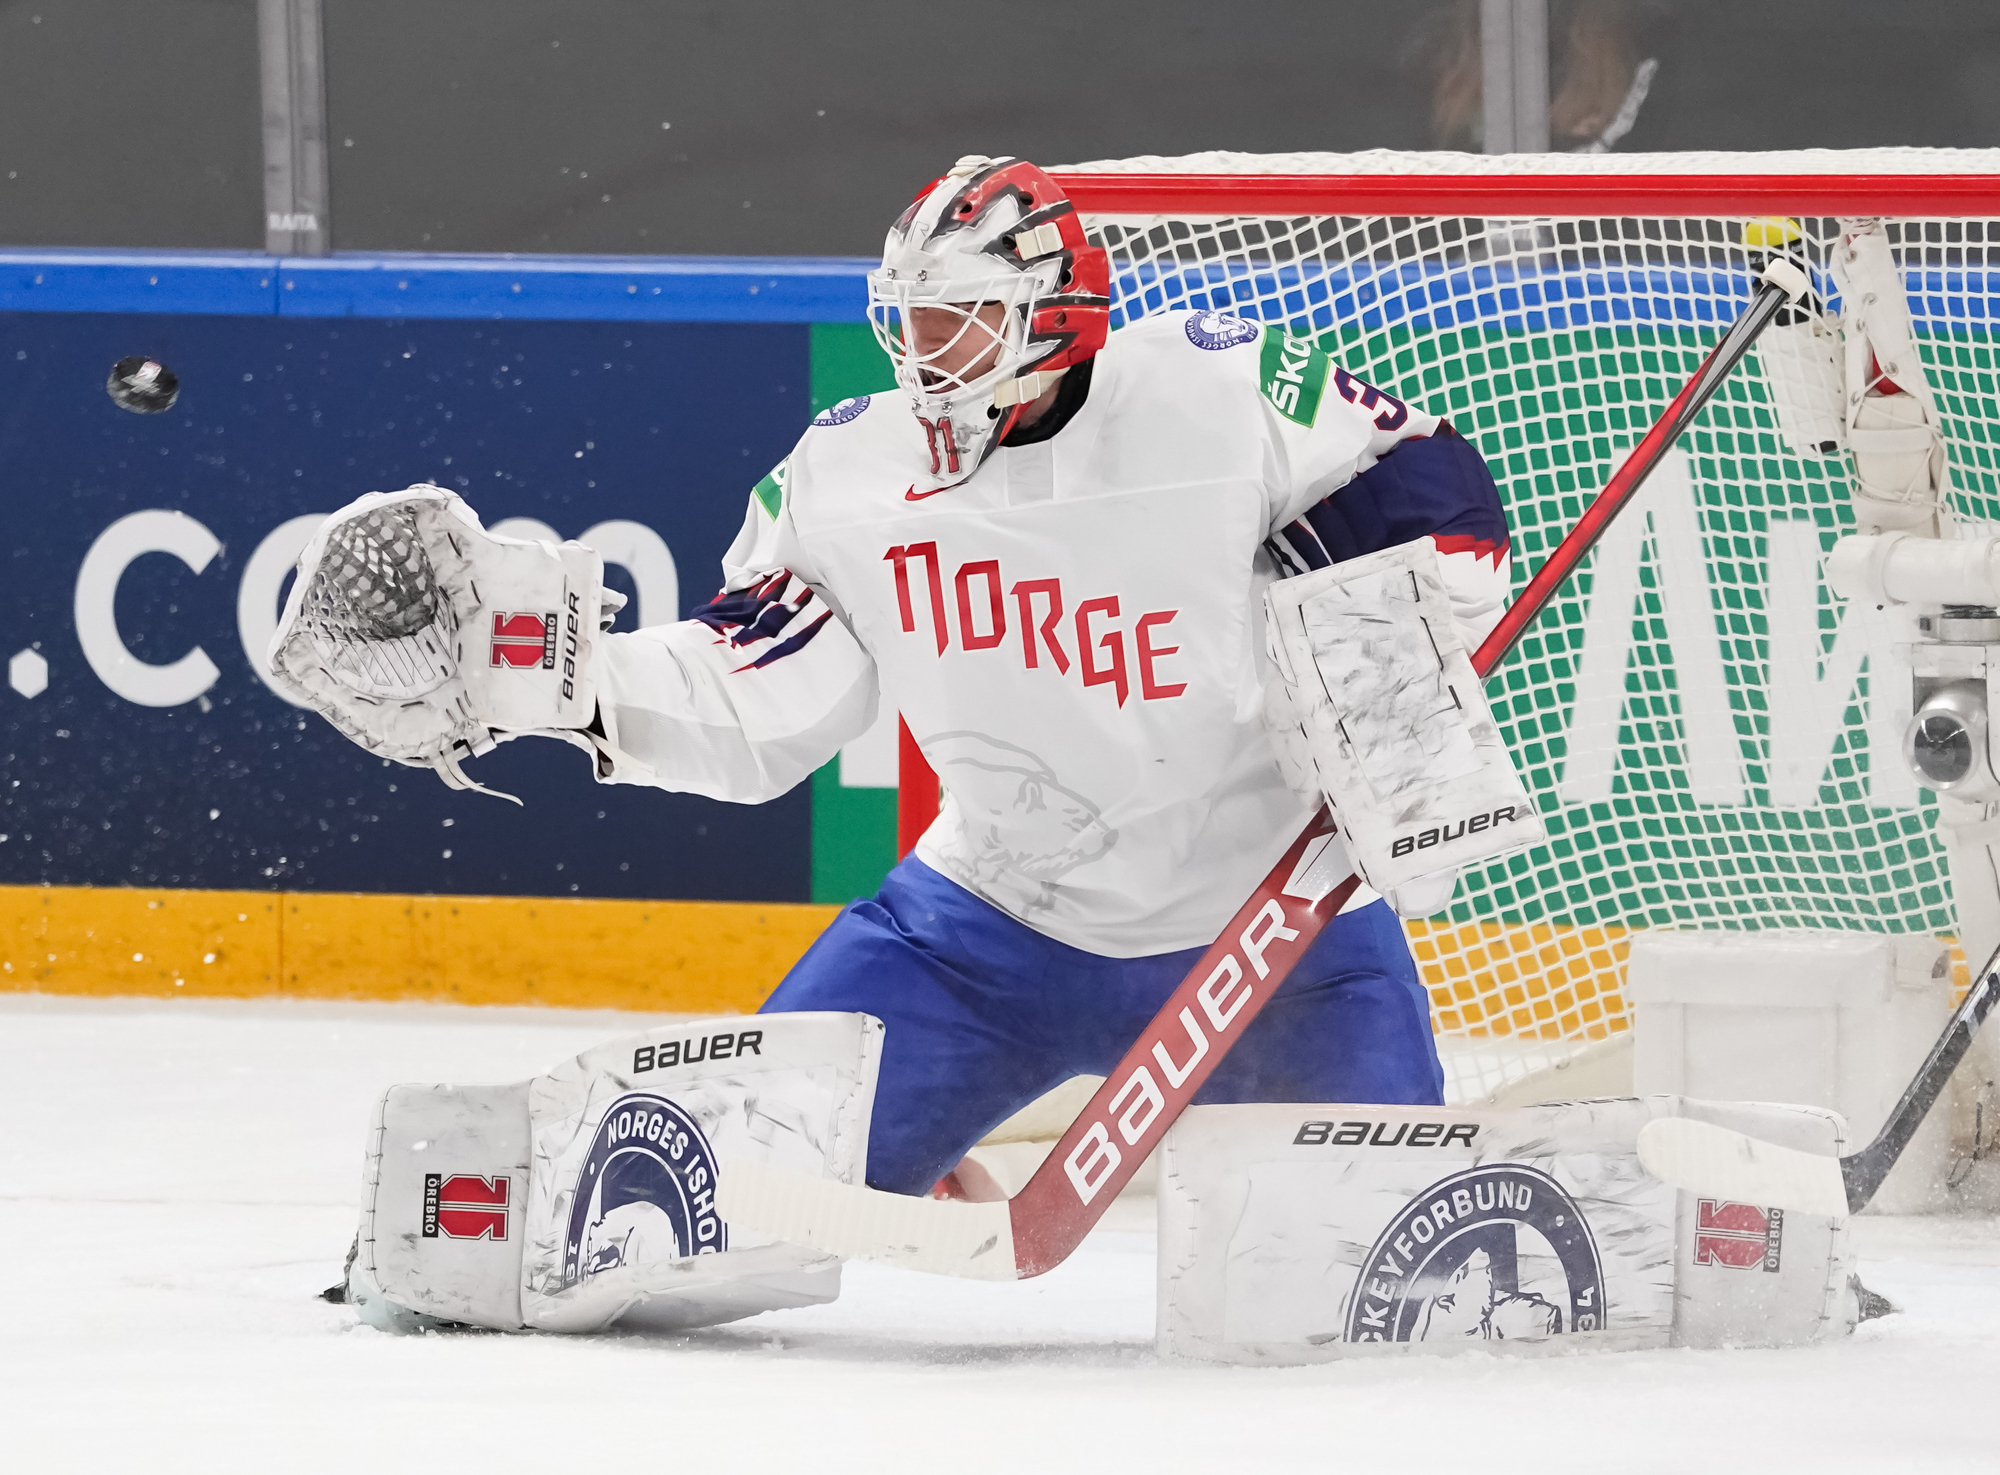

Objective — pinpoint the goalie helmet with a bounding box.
[868,155,1110,481]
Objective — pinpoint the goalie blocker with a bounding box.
[1160,1096,1869,1364]
[1263,536,1546,901]
[342,1012,881,1335]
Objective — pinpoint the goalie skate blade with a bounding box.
[1636,1117,1849,1218]
[719,1159,1018,1281]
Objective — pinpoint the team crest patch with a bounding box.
[1183,310,1260,350]
[811,395,870,427]
[560,1092,726,1288]
[1341,1164,1605,1344]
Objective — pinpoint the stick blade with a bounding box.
[1636,1117,1849,1218]
[718,1159,1019,1281]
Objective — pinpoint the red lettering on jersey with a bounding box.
[955,560,1007,651]
[1013,578,1069,673]
[1076,596,1129,707]
[884,543,949,654]
[1136,611,1186,699]
[886,543,1183,703]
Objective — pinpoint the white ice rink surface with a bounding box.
[7,995,2000,1475]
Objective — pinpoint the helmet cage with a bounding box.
[868,156,1111,480]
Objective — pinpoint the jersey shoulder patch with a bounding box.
[1181,309,1262,351]
[750,457,791,520]
[1258,328,1333,428]
[810,395,873,428]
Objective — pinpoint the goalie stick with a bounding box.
[717,260,1811,1280]
[1638,941,2000,1217]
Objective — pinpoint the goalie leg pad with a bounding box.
[1158,1096,1856,1365]
[354,1010,882,1334]
[1263,537,1546,894]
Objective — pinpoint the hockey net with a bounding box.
[926,149,2000,1107]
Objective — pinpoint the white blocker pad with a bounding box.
[1158,1096,1856,1366]
[1263,538,1545,894]
[357,1011,881,1334]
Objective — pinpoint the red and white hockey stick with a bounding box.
[717,263,1807,1280]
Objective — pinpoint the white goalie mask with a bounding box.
[867,155,1109,482]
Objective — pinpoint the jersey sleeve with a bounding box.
[586,451,880,802]
[1266,417,1515,651]
[1253,327,1444,533]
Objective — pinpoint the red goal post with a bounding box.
[890,148,2000,1103]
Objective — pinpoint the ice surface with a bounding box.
[6,994,1999,1473]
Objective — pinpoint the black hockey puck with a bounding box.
[106,355,180,414]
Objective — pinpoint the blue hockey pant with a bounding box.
[759,855,1443,1196]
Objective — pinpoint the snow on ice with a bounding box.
[5,994,1999,1473]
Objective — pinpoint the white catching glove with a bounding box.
[267,484,626,800]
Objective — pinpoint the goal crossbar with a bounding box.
[1054,174,2000,218]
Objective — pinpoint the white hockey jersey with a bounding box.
[592,311,1511,957]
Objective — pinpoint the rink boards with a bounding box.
[0,249,893,1007]
[4,247,1990,1024]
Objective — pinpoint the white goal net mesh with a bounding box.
[1056,150,2000,1104]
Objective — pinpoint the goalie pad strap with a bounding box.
[1845,424,1937,455]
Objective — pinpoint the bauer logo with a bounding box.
[490,611,557,670]
[1390,805,1524,859]
[811,395,871,427]
[1294,1119,1479,1148]
[1183,310,1260,351]
[560,1092,726,1288]
[422,1173,510,1240]
[631,1028,764,1074]
[1693,1199,1784,1272]
[1342,1164,1604,1345]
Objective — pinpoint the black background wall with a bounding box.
[4,0,2000,256]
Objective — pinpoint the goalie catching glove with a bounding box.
[267,485,624,799]
[1262,536,1545,908]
